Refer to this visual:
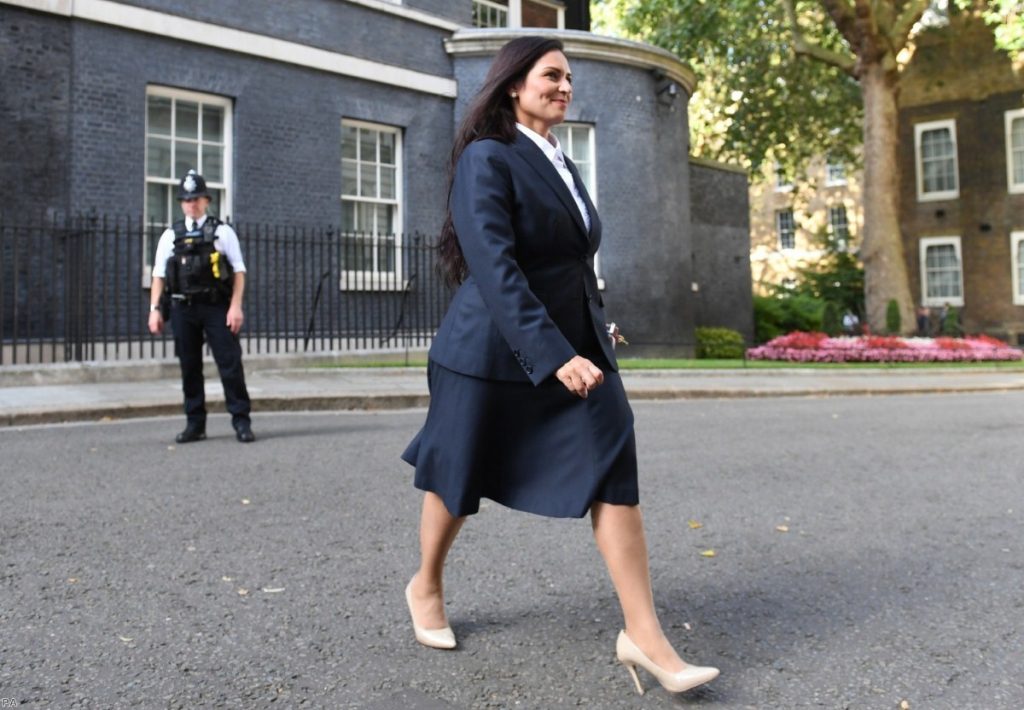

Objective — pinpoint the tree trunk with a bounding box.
[859,63,915,333]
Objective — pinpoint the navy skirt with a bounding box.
[401,361,639,518]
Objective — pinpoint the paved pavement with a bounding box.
[2,394,1022,708]
[3,354,1024,425]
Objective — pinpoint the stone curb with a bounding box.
[7,383,1024,428]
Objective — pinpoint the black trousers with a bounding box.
[170,300,251,427]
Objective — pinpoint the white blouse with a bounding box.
[515,123,591,232]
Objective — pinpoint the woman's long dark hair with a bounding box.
[437,36,565,286]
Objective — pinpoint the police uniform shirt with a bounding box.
[151,216,247,279]
[515,122,591,232]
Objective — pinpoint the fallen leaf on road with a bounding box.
[119,636,134,643]
[241,499,251,505]
[237,588,249,596]
[221,576,233,582]
[900,701,910,710]
[262,587,285,594]
[167,445,175,451]
[67,577,78,584]
[688,520,703,529]
[775,525,790,533]
[700,549,716,558]
[683,622,692,631]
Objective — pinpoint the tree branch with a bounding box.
[890,0,932,51]
[819,0,861,48]
[785,0,858,75]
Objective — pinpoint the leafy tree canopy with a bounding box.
[592,0,1023,174]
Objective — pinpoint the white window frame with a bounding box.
[777,209,796,250]
[340,118,404,291]
[919,236,964,307]
[1011,231,1024,305]
[143,86,233,285]
[551,122,602,288]
[828,205,850,250]
[1006,108,1024,194]
[773,161,793,192]
[472,0,565,29]
[825,160,847,186]
[915,119,960,202]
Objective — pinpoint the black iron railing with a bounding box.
[0,214,451,365]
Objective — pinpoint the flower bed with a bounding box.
[747,332,1023,363]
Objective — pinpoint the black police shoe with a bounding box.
[175,423,206,444]
[234,421,255,443]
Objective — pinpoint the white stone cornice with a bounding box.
[1,0,458,98]
[444,29,697,95]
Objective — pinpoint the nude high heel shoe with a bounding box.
[616,630,719,695]
[405,581,456,650]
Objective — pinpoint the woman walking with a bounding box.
[401,36,718,696]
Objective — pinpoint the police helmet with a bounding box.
[177,169,211,201]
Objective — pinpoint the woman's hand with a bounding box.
[556,356,604,398]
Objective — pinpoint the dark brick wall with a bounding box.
[689,161,754,343]
[65,20,452,233]
[115,0,455,76]
[0,7,73,216]
[453,51,700,356]
[900,91,1024,338]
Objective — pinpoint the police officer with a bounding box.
[148,170,255,443]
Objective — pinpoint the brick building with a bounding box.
[749,154,863,294]
[898,14,1024,340]
[0,0,751,356]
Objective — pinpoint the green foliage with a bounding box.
[821,301,841,336]
[592,0,863,174]
[790,233,865,318]
[754,293,824,343]
[885,299,902,334]
[942,306,962,336]
[695,326,746,359]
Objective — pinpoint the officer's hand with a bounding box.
[148,311,164,335]
[227,305,244,335]
[556,355,604,399]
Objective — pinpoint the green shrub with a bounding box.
[753,294,824,343]
[821,301,841,336]
[695,327,746,359]
[942,306,961,336]
[885,299,901,334]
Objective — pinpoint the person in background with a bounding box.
[148,170,254,444]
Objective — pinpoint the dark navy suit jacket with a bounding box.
[429,131,617,386]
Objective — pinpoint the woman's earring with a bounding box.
[511,91,518,98]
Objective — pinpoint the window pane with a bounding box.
[147,137,172,178]
[360,163,377,198]
[342,201,356,231]
[147,96,172,135]
[207,190,222,219]
[380,166,396,200]
[342,160,358,196]
[146,182,169,226]
[359,128,377,163]
[175,101,199,139]
[377,203,393,235]
[1013,118,1024,185]
[1017,241,1024,296]
[203,145,223,182]
[342,125,358,160]
[357,202,375,233]
[175,141,198,179]
[379,131,395,164]
[572,128,590,162]
[202,105,223,142]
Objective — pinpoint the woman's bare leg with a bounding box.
[591,501,686,672]
[408,491,466,630]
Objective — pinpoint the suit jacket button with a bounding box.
[526,366,534,375]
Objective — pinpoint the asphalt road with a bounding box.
[1,393,1023,709]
